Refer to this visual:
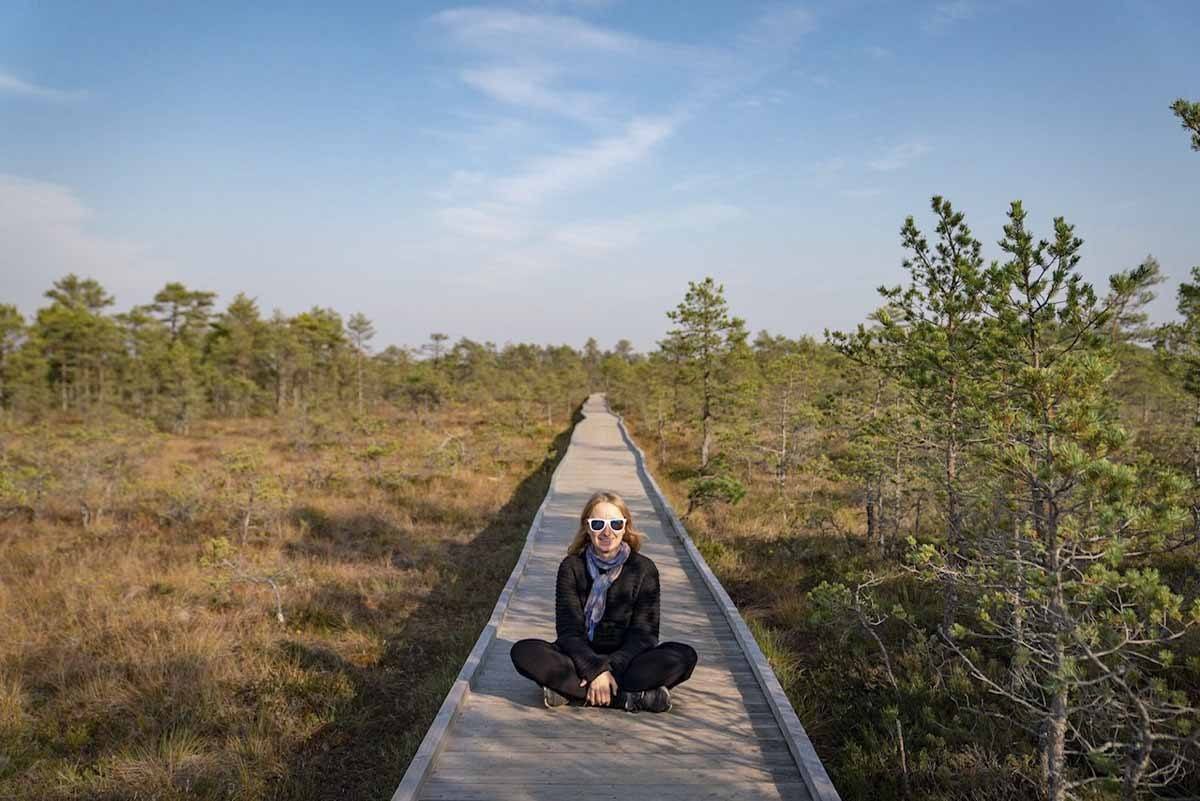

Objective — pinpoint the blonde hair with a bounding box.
[567,490,646,556]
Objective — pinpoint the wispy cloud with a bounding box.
[437,203,529,242]
[460,65,609,124]
[867,140,931,171]
[553,203,744,253]
[433,7,646,54]
[495,115,677,204]
[530,0,620,10]
[551,218,643,252]
[840,187,885,199]
[429,4,815,274]
[0,70,85,101]
[735,88,791,109]
[670,172,722,193]
[417,112,536,153]
[865,45,891,59]
[924,0,977,32]
[0,174,160,305]
[738,5,816,49]
[432,115,691,242]
[670,167,764,194]
[810,156,847,179]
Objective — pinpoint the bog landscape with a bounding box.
[2,4,1199,801]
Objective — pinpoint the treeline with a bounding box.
[601,197,1200,798]
[0,277,614,431]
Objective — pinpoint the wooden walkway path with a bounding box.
[391,393,840,801]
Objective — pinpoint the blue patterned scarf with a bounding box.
[583,540,631,641]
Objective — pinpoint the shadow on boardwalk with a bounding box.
[270,403,584,801]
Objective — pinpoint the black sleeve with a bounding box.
[554,557,611,682]
[606,561,660,677]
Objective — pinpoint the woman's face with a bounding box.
[586,500,625,558]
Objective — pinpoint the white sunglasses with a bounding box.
[586,517,626,533]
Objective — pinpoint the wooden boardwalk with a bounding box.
[391,393,840,801]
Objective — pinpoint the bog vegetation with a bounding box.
[1,99,1198,800]
[0,307,590,800]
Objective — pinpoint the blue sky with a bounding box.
[2,0,1198,354]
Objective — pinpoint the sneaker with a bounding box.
[614,685,671,713]
[543,686,570,708]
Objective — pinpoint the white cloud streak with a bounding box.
[0,174,161,306]
[433,7,646,54]
[435,115,679,241]
[494,115,677,205]
[437,203,529,242]
[460,65,609,124]
[0,70,84,101]
[924,0,977,32]
[867,141,931,171]
[553,203,744,253]
[430,4,814,274]
[839,187,884,199]
[738,5,816,49]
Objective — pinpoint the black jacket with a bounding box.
[555,548,660,682]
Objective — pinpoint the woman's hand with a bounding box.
[584,670,619,706]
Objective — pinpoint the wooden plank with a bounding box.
[456,693,783,725]
[417,781,812,801]
[460,690,776,721]
[471,660,756,681]
[442,727,789,754]
[446,714,787,742]
[439,732,795,759]
[430,752,799,783]
[464,692,775,716]
[468,680,768,702]
[473,654,755,677]
[470,673,770,695]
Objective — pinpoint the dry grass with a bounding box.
[0,399,580,801]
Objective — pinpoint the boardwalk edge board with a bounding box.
[388,400,587,801]
[607,396,844,801]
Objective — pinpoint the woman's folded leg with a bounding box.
[618,641,698,692]
[509,638,589,700]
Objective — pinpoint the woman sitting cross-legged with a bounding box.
[510,490,698,713]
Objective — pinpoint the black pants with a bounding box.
[510,638,698,702]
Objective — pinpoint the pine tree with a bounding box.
[424,333,449,368]
[147,282,216,432]
[582,337,603,392]
[288,307,346,410]
[917,201,1200,799]
[114,304,164,418]
[662,277,751,471]
[1105,255,1164,345]
[754,335,818,494]
[206,293,270,417]
[1171,98,1200,151]
[1154,266,1200,539]
[0,305,24,414]
[151,282,216,343]
[347,313,376,416]
[34,275,119,411]
[830,196,991,628]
